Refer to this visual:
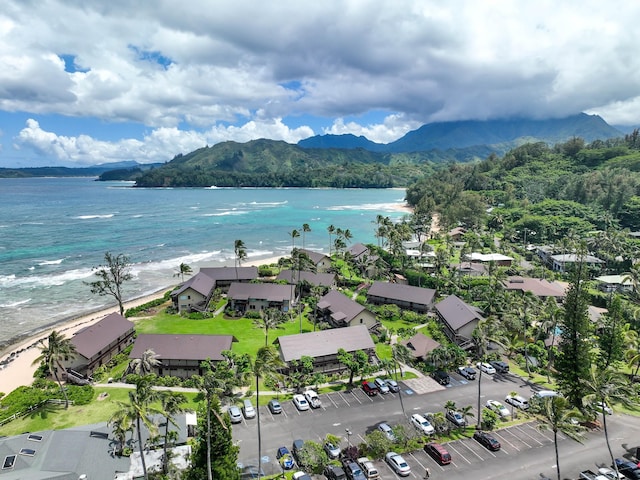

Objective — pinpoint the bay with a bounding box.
[0,177,408,348]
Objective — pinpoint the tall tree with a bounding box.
[234,239,247,280]
[533,396,585,480]
[253,307,287,346]
[472,317,505,428]
[86,252,133,315]
[301,223,311,250]
[174,262,193,282]
[555,252,593,408]
[289,229,300,253]
[127,348,161,376]
[337,348,370,386]
[597,295,626,369]
[252,346,283,479]
[159,391,187,475]
[327,224,335,255]
[32,331,77,409]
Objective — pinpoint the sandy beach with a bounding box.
[0,255,285,397]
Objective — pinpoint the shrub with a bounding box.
[258,265,274,277]
[65,385,94,405]
[244,310,261,319]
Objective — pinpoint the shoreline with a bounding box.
[0,255,285,397]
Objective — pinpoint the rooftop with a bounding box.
[275,324,374,362]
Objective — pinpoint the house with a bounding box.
[502,276,567,300]
[276,269,338,289]
[366,281,436,313]
[274,324,375,373]
[170,271,216,313]
[0,417,193,480]
[467,252,513,267]
[62,313,135,377]
[199,266,258,292]
[315,290,378,329]
[227,282,293,312]
[346,243,387,278]
[129,334,236,378]
[594,274,634,293]
[549,254,604,273]
[452,262,487,277]
[448,227,466,241]
[298,249,332,272]
[346,242,369,260]
[434,295,484,349]
[401,332,442,360]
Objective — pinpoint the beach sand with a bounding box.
[0,255,285,397]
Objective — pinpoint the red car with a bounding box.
[362,381,379,396]
[424,442,452,465]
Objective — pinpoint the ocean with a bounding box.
[0,177,408,349]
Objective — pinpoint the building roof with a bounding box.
[594,274,632,285]
[298,248,330,265]
[401,332,441,358]
[227,282,292,302]
[317,290,368,324]
[276,270,336,287]
[550,254,604,264]
[347,243,369,259]
[468,252,513,262]
[71,313,134,359]
[502,276,567,298]
[275,324,374,362]
[448,227,466,237]
[452,262,487,274]
[367,281,436,306]
[130,334,236,362]
[199,266,258,283]
[435,295,484,331]
[171,271,216,298]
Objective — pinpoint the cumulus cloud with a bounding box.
[2,1,640,165]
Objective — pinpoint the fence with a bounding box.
[0,399,75,427]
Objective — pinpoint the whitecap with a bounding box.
[74,214,115,219]
[0,298,31,308]
[38,258,64,266]
[203,210,249,217]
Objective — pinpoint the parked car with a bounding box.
[356,457,380,479]
[410,413,435,435]
[292,394,310,411]
[477,362,496,374]
[598,466,625,480]
[431,370,450,385]
[614,459,640,480]
[277,446,295,470]
[362,381,379,396]
[377,422,396,441]
[490,360,509,373]
[595,401,613,415]
[531,389,560,400]
[505,393,529,410]
[445,409,466,427]
[374,378,390,394]
[293,472,312,480]
[473,430,501,451]
[228,405,243,424]
[292,439,305,463]
[342,459,367,480]
[384,378,400,393]
[268,399,282,414]
[424,411,448,434]
[243,399,256,419]
[385,452,411,477]
[580,470,609,480]
[324,465,347,480]
[304,389,322,409]
[486,399,510,417]
[423,442,452,465]
[324,441,341,459]
[457,365,477,380]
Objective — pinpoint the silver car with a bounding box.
[228,405,243,423]
[385,452,410,476]
[374,378,390,394]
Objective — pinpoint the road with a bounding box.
[232,370,640,479]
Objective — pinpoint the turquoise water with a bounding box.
[0,177,407,347]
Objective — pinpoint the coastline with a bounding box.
[0,254,285,397]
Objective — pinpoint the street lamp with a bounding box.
[345,428,352,448]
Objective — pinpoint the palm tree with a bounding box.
[252,346,284,478]
[581,366,637,478]
[289,229,300,254]
[392,343,413,417]
[32,331,77,408]
[173,262,193,282]
[508,390,519,421]
[533,395,585,480]
[472,317,505,428]
[128,348,161,376]
[108,414,133,456]
[234,239,247,280]
[327,225,335,255]
[159,391,187,475]
[459,405,475,427]
[111,377,163,480]
[253,307,287,346]
[301,223,311,250]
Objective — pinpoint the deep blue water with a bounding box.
[0,177,407,347]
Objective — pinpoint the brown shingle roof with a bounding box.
[276,270,336,287]
[317,290,368,323]
[199,266,258,283]
[435,295,484,331]
[227,282,292,302]
[130,334,236,361]
[502,276,567,298]
[72,313,134,359]
[299,248,330,265]
[275,324,374,362]
[171,271,216,298]
[401,332,441,358]
[367,281,436,306]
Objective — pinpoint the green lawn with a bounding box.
[0,388,200,437]
[135,312,317,357]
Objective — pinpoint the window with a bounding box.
[19,448,36,456]
[28,434,43,442]
[2,455,16,469]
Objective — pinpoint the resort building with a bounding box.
[315,290,378,329]
[226,282,293,313]
[366,281,436,313]
[434,295,484,349]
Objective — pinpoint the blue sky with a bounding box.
[1,1,640,167]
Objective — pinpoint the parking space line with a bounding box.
[513,424,544,445]
[493,430,520,451]
[409,452,428,472]
[457,439,488,461]
[502,427,532,448]
[415,450,446,472]
[523,422,555,442]
[327,394,339,409]
[446,442,472,464]
[338,392,353,407]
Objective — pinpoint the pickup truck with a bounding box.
[356,457,380,479]
[304,390,322,409]
[580,469,609,480]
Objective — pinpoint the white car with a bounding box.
[505,394,529,410]
[598,467,625,480]
[476,362,496,374]
[595,401,613,415]
[374,377,390,394]
[486,399,510,417]
[385,452,411,476]
[410,413,435,435]
[303,389,321,408]
[377,422,396,441]
[292,394,309,411]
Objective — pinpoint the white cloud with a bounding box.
[324,115,422,144]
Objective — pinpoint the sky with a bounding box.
[1,1,640,167]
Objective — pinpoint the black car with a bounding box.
[324,465,347,480]
[473,430,501,451]
[292,439,305,463]
[431,370,450,385]
[342,459,367,480]
[614,458,640,479]
[490,360,509,373]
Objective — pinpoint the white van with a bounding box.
[243,399,256,419]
